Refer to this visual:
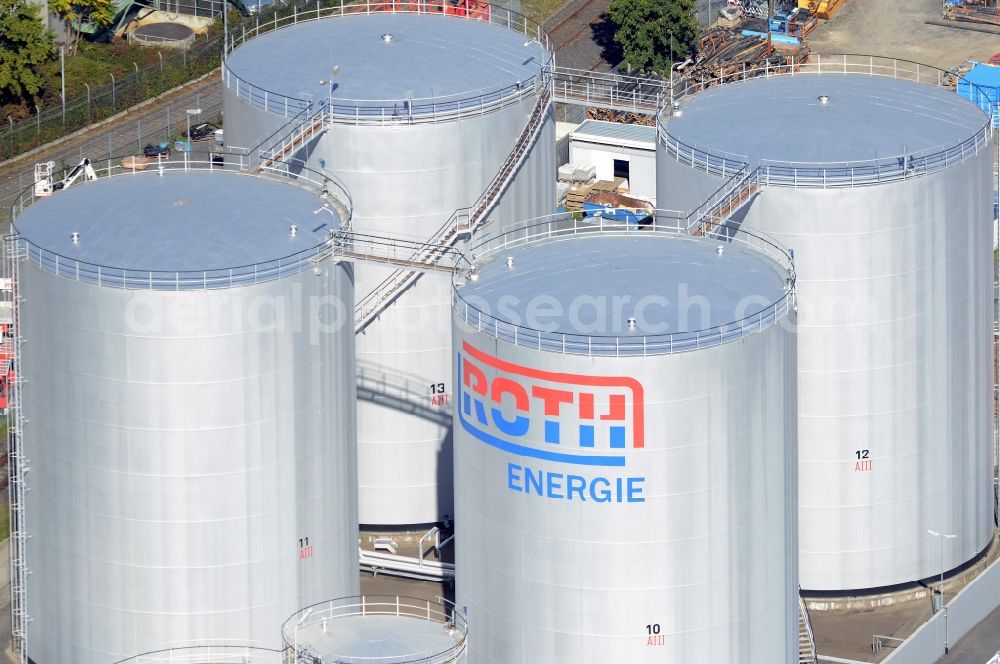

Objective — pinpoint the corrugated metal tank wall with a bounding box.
[222,50,555,527]
[736,151,995,590]
[655,145,727,216]
[20,262,359,664]
[330,105,555,526]
[655,75,995,591]
[453,292,798,662]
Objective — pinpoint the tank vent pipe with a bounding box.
[818,95,830,104]
[381,33,393,42]
[290,225,298,237]
[627,317,636,330]
[71,232,80,244]
[716,245,724,256]
[506,256,514,268]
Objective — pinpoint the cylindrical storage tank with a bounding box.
[657,57,996,591]
[223,3,556,526]
[452,215,798,663]
[10,164,359,664]
[281,595,467,663]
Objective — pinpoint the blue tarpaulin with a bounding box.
[581,203,650,224]
[957,63,1000,128]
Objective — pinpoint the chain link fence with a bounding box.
[0,32,224,164]
[0,0,531,165]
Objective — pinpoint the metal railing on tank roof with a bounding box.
[222,0,554,124]
[658,53,997,187]
[453,211,796,358]
[8,153,353,291]
[282,595,467,664]
[113,645,283,664]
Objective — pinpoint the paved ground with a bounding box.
[810,531,1000,663]
[0,0,613,218]
[938,605,1000,663]
[807,0,1000,70]
[812,600,935,663]
[542,0,615,71]
[361,571,452,605]
[0,74,222,225]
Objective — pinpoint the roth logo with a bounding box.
[457,341,644,467]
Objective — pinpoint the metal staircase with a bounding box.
[252,104,328,173]
[686,165,761,237]
[5,238,28,664]
[354,76,553,333]
[798,593,818,664]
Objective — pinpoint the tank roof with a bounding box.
[455,231,790,353]
[663,74,988,165]
[14,170,336,278]
[225,13,547,111]
[295,614,461,661]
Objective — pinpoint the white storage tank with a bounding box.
[223,2,556,526]
[657,57,996,591]
[8,163,359,664]
[282,595,467,663]
[452,215,799,662]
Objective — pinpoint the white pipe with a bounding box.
[359,548,455,581]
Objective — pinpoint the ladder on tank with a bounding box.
[5,237,28,664]
[353,75,553,333]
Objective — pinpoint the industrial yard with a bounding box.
[0,0,999,663]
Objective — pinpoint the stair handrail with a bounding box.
[799,590,818,664]
[551,66,669,113]
[252,103,329,171]
[684,164,760,234]
[330,228,470,272]
[354,71,553,332]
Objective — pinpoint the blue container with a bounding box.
[956,63,1000,128]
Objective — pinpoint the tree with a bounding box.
[51,0,115,54]
[0,0,55,102]
[607,0,699,74]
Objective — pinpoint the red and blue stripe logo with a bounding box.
[457,341,644,467]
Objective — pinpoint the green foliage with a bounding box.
[0,0,55,102]
[51,0,115,53]
[606,0,698,73]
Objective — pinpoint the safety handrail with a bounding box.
[551,66,669,114]
[331,228,472,271]
[684,164,758,233]
[452,211,796,357]
[353,71,553,331]
[223,0,554,124]
[282,595,466,664]
[658,53,996,187]
[243,102,316,165]
[799,591,818,664]
[8,154,353,291]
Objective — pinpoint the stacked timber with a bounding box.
[686,28,810,84]
[944,1,1000,27]
[586,108,656,125]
